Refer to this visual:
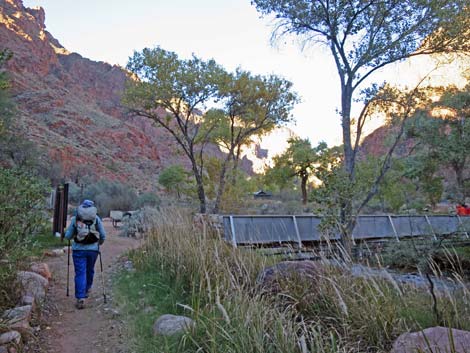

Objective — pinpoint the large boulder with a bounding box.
[16,271,48,303]
[256,260,324,295]
[391,326,470,353]
[0,331,21,345]
[30,263,52,282]
[1,305,32,334]
[153,314,195,336]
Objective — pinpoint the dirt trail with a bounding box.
[28,219,140,353]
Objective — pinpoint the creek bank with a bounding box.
[347,263,467,293]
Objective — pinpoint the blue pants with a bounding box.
[72,250,99,299]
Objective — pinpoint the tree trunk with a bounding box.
[191,161,206,213]
[341,83,354,180]
[301,175,308,205]
[455,165,465,204]
[340,82,355,254]
[212,157,231,214]
[231,146,241,185]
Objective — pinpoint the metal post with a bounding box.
[388,215,400,242]
[229,216,237,248]
[424,215,437,240]
[52,185,61,236]
[60,183,69,239]
[456,215,470,239]
[292,216,302,249]
[57,185,64,238]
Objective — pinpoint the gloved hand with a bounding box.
[99,239,104,245]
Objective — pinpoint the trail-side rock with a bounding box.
[43,248,65,257]
[16,271,48,303]
[0,346,7,353]
[153,314,194,336]
[20,295,34,306]
[256,260,324,295]
[0,331,21,346]
[30,263,52,281]
[1,305,32,334]
[391,326,470,353]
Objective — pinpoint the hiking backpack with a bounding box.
[74,205,100,244]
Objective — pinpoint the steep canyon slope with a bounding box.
[1,0,188,189]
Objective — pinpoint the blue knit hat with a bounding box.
[81,199,94,208]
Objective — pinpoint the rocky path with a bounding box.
[26,219,140,353]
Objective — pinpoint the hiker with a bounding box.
[65,199,106,309]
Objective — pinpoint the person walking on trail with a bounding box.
[65,199,106,309]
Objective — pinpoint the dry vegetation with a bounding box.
[115,208,470,353]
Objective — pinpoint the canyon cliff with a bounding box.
[0,0,198,189]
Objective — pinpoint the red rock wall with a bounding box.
[0,0,188,190]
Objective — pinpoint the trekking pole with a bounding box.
[66,239,71,297]
[98,245,107,303]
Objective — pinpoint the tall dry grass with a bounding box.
[127,207,470,353]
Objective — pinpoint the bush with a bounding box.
[0,167,49,310]
[135,192,160,209]
[71,180,138,217]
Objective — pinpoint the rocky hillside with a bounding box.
[0,0,195,189]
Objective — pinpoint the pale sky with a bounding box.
[22,0,462,149]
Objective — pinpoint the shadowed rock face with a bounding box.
[0,0,187,189]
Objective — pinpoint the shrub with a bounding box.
[73,180,138,217]
[135,192,160,209]
[0,167,49,310]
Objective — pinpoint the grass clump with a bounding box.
[115,208,470,353]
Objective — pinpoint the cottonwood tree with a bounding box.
[408,84,470,203]
[123,47,227,213]
[158,164,192,198]
[317,84,430,249]
[268,137,327,204]
[204,70,298,213]
[252,0,469,246]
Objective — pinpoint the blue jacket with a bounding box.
[64,216,106,251]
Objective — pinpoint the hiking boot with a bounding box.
[85,288,92,298]
[75,299,85,309]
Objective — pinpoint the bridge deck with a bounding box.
[222,214,470,247]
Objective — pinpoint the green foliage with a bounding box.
[124,46,298,214]
[205,69,297,151]
[0,168,49,259]
[403,153,444,208]
[267,138,328,204]
[0,49,13,133]
[252,0,469,245]
[202,156,256,212]
[203,69,298,213]
[158,165,192,198]
[252,1,470,86]
[70,180,138,217]
[124,47,228,213]
[135,192,161,209]
[407,84,470,203]
[355,157,418,213]
[0,168,49,310]
[115,263,191,352]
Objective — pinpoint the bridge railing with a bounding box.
[222,214,470,247]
